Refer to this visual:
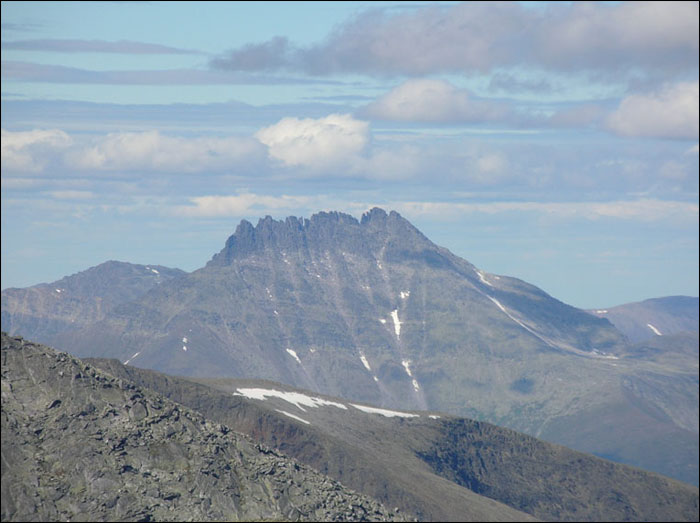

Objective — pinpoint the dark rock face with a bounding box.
[416,419,699,522]
[0,333,407,522]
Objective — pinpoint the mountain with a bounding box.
[1,260,186,341]
[588,296,699,343]
[1,333,407,522]
[2,208,697,486]
[86,355,700,522]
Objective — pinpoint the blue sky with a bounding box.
[1,1,698,309]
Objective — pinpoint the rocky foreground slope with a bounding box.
[0,333,406,522]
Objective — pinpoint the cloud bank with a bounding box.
[362,79,509,123]
[606,82,699,139]
[211,1,698,78]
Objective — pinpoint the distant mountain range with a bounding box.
[3,333,698,522]
[588,296,699,343]
[2,208,698,486]
[1,260,185,340]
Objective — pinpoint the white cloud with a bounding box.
[177,193,314,217]
[394,199,699,223]
[255,113,369,169]
[606,82,699,139]
[47,190,95,200]
[476,153,509,176]
[363,79,508,122]
[1,128,72,172]
[67,130,263,172]
[176,192,377,219]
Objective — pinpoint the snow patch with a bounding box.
[182,337,188,343]
[350,404,419,418]
[373,376,379,382]
[151,268,159,274]
[274,310,279,315]
[429,415,441,419]
[123,352,140,365]
[400,290,411,299]
[402,360,421,391]
[379,318,387,324]
[376,260,383,270]
[55,288,62,293]
[275,409,310,425]
[595,310,608,314]
[475,269,493,287]
[360,353,372,371]
[591,349,619,360]
[233,388,347,412]
[182,345,187,351]
[390,309,402,338]
[489,296,508,314]
[286,348,302,364]
[647,323,662,336]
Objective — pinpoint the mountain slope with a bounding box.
[3,209,697,485]
[85,357,700,522]
[1,333,405,522]
[588,296,699,343]
[1,260,185,342]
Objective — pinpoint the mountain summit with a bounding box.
[2,208,697,485]
[208,208,434,267]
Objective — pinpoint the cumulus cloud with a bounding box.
[606,82,699,139]
[67,131,264,172]
[211,1,698,78]
[1,128,72,172]
[362,79,509,122]
[255,113,369,169]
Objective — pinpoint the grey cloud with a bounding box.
[210,1,698,79]
[209,36,293,71]
[1,39,205,54]
[488,72,554,94]
[0,22,43,33]
[1,60,346,86]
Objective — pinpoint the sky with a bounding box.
[1,1,698,309]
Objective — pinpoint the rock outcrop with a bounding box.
[1,332,406,522]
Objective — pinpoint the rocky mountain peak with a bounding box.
[208,208,435,267]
